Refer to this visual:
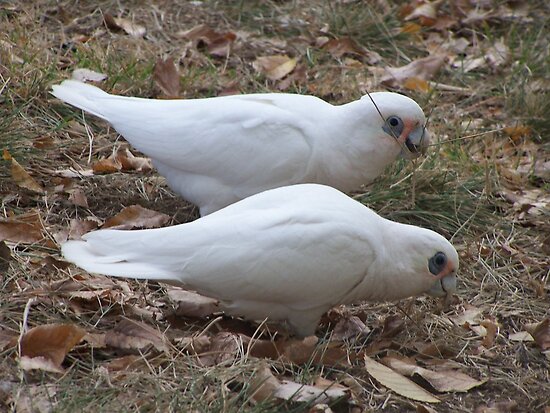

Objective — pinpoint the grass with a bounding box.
[1,0,549,412]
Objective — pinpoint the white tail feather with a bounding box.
[62,239,179,283]
[51,80,111,120]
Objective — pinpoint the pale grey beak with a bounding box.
[427,273,457,297]
[401,126,430,159]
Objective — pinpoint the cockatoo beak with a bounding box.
[427,261,457,298]
[400,121,430,159]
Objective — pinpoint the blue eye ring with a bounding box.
[383,116,404,138]
[429,251,447,275]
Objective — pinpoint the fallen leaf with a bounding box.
[19,356,65,374]
[153,57,180,98]
[0,211,43,243]
[115,147,152,172]
[322,37,366,58]
[403,77,431,93]
[450,305,483,327]
[103,355,143,372]
[92,157,121,174]
[382,356,486,393]
[105,318,169,353]
[103,13,146,37]
[378,55,446,89]
[481,319,499,347]
[71,68,108,83]
[404,2,439,26]
[331,316,370,341]
[33,135,56,149]
[365,356,440,403]
[102,205,170,230]
[68,188,89,208]
[167,288,220,318]
[381,315,405,338]
[525,318,550,351]
[249,362,349,404]
[253,55,297,81]
[178,24,236,57]
[19,324,86,372]
[508,331,534,342]
[3,149,44,193]
[69,218,100,239]
[174,335,211,354]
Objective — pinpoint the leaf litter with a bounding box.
[1,0,549,411]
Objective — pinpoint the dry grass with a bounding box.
[1,1,549,412]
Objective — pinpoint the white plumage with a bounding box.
[51,81,430,215]
[62,184,458,337]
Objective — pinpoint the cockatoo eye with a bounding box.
[383,116,404,138]
[428,251,447,275]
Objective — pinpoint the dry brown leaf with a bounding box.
[525,318,550,351]
[103,13,146,37]
[331,316,370,341]
[0,211,43,243]
[249,362,349,404]
[401,22,422,34]
[153,57,181,98]
[508,331,534,342]
[105,318,169,353]
[382,356,486,393]
[68,188,89,208]
[381,314,405,338]
[178,24,236,57]
[481,319,499,347]
[450,305,483,327]
[174,335,211,355]
[199,332,244,366]
[403,77,431,93]
[322,37,366,58]
[404,1,439,26]
[379,54,446,88]
[92,157,121,174]
[253,55,297,81]
[71,68,107,83]
[364,356,440,404]
[115,147,153,172]
[167,288,220,318]
[103,355,143,372]
[102,205,170,230]
[69,218,100,239]
[19,324,86,372]
[3,149,44,193]
[33,136,56,149]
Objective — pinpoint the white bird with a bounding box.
[62,184,458,337]
[51,80,430,215]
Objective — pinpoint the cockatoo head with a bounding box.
[371,221,459,302]
[362,92,431,159]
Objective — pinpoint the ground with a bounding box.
[0,1,549,412]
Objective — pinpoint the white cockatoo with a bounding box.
[51,80,430,215]
[62,184,458,337]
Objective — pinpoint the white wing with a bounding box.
[62,185,376,312]
[52,81,333,193]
